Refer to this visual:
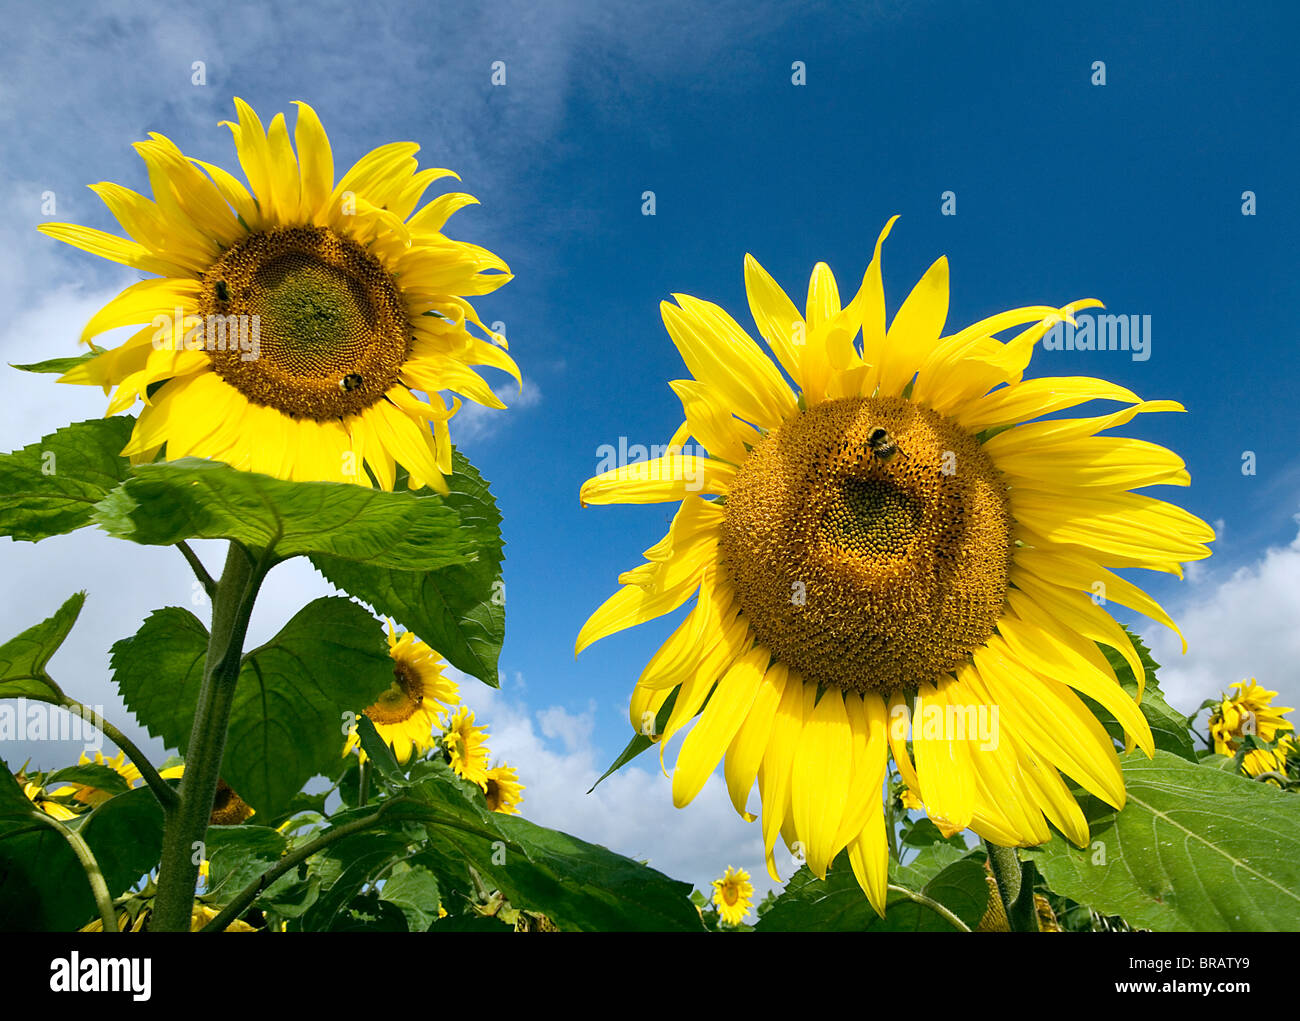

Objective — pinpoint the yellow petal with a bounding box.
[673,646,770,807]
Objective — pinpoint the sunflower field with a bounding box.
[2,82,1298,944]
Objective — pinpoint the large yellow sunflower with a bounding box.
[40,98,519,492]
[346,621,460,762]
[576,218,1213,915]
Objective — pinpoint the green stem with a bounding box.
[177,541,217,600]
[36,814,118,932]
[199,800,402,932]
[55,696,179,811]
[151,542,267,932]
[984,840,1038,932]
[358,759,370,808]
[886,883,971,932]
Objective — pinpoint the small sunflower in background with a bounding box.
[711,866,754,927]
[1208,679,1294,755]
[1241,736,1295,786]
[442,706,491,789]
[209,779,255,825]
[347,621,459,762]
[484,763,525,814]
[41,98,519,492]
[577,219,1213,915]
[20,778,79,821]
[65,749,185,807]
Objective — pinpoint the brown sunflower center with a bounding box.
[198,225,410,420]
[723,884,739,906]
[209,779,254,826]
[365,662,425,726]
[484,777,501,811]
[719,395,1012,694]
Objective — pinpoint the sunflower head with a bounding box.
[41,98,522,493]
[483,763,525,814]
[578,219,1213,914]
[1208,679,1294,755]
[710,866,754,927]
[442,706,491,789]
[209,779,255,826]
[1242,737,1294,785]
[347,622,456,763]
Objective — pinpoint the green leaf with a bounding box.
[390,762,703,931]
[0,418,134,542]
[0,773,165,932]
[94,457,479,569]
[312,449,505,687]
[757,846,987,932]
[111,606,209,751]
[76,785,166,902]
[378,861,442,933]
[297,829,415,932]
[1090,627,1197,761]
[9,352,99,374]
[491,813,704,932]
[1024,750,1300,931]
[589,688,678,793]
[114,598,396,817]
[204,825,287,898]
[901,816,968,850]
[355,715,408,788]
[0,592,84,701]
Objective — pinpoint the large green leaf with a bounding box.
[296,829,416,932]
[756,844,987,932]
[113,598,396,817]
[390,763,703,931]
[0,418,134,542]
[312,450,505,687]
[0,592,84,701]
[1090,628,1197,761]
[1024,750,1300,931]
[110,607,208,748]
[94,457,480,570]
[0,770,166,932]
[378,860,442,932]
[203,825,287,899]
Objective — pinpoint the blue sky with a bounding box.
[2,0,1298,899]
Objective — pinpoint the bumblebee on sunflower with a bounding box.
[578,218,1213,914]
[41,98,519,492]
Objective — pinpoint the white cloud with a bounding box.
[1145,520,1300,722]
[450,381,542,449]
[454,671,790,908]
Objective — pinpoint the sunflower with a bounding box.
[209,779,255,825]
[483,763,525,814]
[442,706,491,789]
[40,98,518,493]
[1242,736,1294,785]
[347,621,459,762]
[711,866,754,927]
[20,779,79,821]
[1208,679,1293,755]
[63,750,185,807]
[576,218,1213,914]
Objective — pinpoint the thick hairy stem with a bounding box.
[151,543,266,931]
